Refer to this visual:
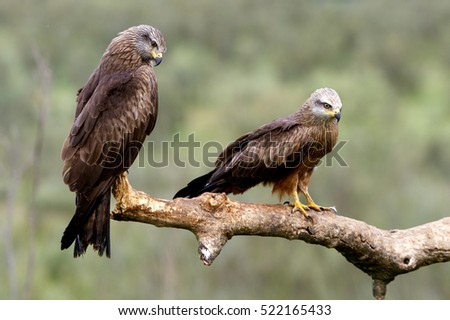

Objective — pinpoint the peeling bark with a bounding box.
[111,172,450,299]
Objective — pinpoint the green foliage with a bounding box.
[1,0,450,299]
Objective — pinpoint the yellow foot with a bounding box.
[307,202,323,212]
[290,201,310,218]
[308,202,337,214]
[303,193,336,213]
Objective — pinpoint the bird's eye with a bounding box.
[323,103,332,109]
[150,40,157,48]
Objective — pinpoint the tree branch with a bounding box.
[111,173,450,299]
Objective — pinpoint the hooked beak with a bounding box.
[334,111,341,122]
[151,50,163,66]
[325,109,341,122]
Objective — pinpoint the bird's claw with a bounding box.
[290,201,310,218]
[307,202,338,214]
[285,199,336,217]
[307,203,323,212]
[323,206,337,214]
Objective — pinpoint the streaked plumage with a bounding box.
[174,88,342,216]
[61,25,166,257]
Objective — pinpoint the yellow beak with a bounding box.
[326,109,341,121]
[151,50,163,66]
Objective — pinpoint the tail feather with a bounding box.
[93,192,111,257]
[174,168,262,199]
[173,171,215,199]
[61,191,111,258]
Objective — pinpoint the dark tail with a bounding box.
[173,171,216,199]
[61,191,111,258]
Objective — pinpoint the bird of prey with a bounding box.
[60,25,166,257]
[174,88,342,216]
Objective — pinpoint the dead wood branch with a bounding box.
[111,172,450,299]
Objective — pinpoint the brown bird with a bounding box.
[60,25,166,257]
[174,88,342,216]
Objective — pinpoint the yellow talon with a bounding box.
[307,201,322,212]
[289,190,309,217]
[303,191,325,212]
[291,200,310,218]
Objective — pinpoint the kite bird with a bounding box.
[174,88,342,217]
[60,25,166,257]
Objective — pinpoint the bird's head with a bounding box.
[111,25,167,67]
[133,25,167,67]
[308,88,342,123]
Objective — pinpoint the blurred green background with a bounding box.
[1,0,450,299]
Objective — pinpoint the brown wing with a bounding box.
[174,115,316,198]
[74,67,101,119]
[60,65,158,256]
[61,65,157,194]
[211,115,315,190]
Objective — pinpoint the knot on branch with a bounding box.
[199,192,227,213]
[195,193,231,265]
[372,278,391,300]
[197,232,229,266]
